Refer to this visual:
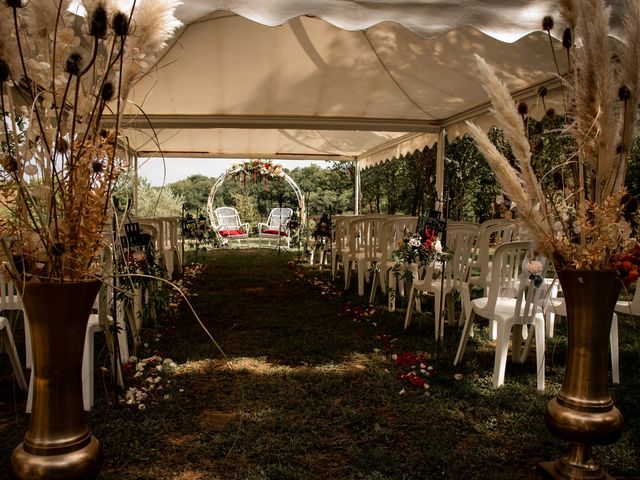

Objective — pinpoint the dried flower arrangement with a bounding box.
[466,0,640,272]
[0,0,181,281]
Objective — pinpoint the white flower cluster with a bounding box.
[120,354,178,411]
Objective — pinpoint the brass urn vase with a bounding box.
[539,269,623,480]
[10,280,103,480]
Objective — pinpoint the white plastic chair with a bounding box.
[404,222,479,339]
[157,217,183,277]
[213,207,250,245]
[331,216,351,281]
[454,241,548,390]
[343,216,387,296]
[614,284,640,318]
[468,219,516,294]
[1,273,32,369]
[468,219,516,339]
[368,216,419,310]
[257,207,293,247]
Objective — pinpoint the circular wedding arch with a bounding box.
[206,161,306,229]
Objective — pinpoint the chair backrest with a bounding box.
[348,216,384,259]
[215,207,242,229]
[333,215,360,253]
[378,216,419,259]
[626,286,640,315]
[473,219,517,273]
[511,254,550,325]
[0,272,22,311]
[267,208,293,231]
[483,240,534,313]
[137,220,160,252]
[443,223,480,287]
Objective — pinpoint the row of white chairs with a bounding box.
[328,214,419,299]
[324,215,631,391]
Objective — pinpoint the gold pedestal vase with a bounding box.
[10,280,103,480]
[539,269,623,480]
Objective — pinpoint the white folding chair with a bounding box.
[343,216,386,296]
[368,216,419,310]
[455,241,548,390]
[404,222,479,339]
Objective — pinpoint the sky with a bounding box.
[137,158,332,186]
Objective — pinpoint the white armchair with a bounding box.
[257,207,293,247]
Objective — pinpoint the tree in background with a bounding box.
[444,134,500,222]
[361,147,436,217]
[169,175,215,210]
[230,192,259,225]
[289,163,353,215]
[136,178,184,218]
[113,174,184,218]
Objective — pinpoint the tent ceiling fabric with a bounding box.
[120,1,623,169]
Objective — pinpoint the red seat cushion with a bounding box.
[262,229,288,237]
[220,229,243,237]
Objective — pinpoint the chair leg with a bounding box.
[458,285,472,331]
[24,313,32,370]
[545,310,556,339]
[490,320,498,341]
[0,318,27,391]
[534,319,546,391]
[404,285,416,330]
[368,271,378,306]
[493,321,512,388]
[446,293,455,328]
[379,268,387,294]
[357,262,365,296]
[344,260,351,290]
[388,274,397,312]
[610,313,620,385]
[331,253,337,280]
[433,288,442,340]
[454,311,476,366]
[82,315,101,411]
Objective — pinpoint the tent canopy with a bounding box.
[119,0,625,169]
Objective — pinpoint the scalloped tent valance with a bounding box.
[117,1,625,170]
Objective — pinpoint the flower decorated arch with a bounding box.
[206,160,305,229]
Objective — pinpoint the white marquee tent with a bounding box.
[115,0,626,212]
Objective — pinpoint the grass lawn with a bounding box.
[1,248,639,479]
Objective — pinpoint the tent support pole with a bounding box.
[133,154,139,216]
[435,128,446,215]
[354,159,361,214]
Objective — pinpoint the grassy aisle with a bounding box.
[1,249,639,479]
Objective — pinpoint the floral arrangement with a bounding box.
[392,228,443,269]
[0,0,181,281]
[466,0,640,273]
[527,259,545,287]
[230,159,284,184]
[614,241,640,286]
